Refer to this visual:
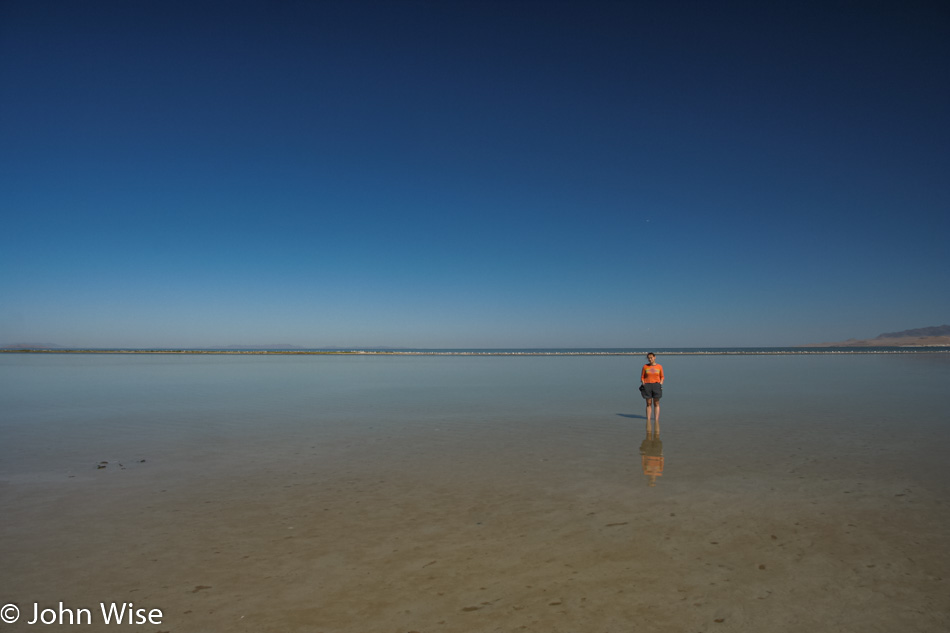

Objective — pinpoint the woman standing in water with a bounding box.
[640,352,664,433]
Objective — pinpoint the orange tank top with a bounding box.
[641,363,664,384]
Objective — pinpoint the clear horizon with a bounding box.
[4,338,950,351]
[2,1,948,349]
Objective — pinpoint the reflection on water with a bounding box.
[2,352,949,490]
[639,429,664,486]
[2,352,950,633]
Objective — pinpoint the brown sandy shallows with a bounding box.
[1,424,948,633]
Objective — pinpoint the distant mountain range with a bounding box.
[874,325,950,339]
[224,344,302,350]
[0,343,400,351]
[0,342,66,350]
[0,343,306,350]
[4,327,949,350]
[809,324,950,347]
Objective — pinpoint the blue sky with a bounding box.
[1,0,947,348]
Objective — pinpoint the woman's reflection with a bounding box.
[639,427,664,487]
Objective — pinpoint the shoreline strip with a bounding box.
[3,349,949,356]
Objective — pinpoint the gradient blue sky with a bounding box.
[2,1,947,348]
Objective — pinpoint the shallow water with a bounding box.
[1,353,949,631]
[2,352,948,482]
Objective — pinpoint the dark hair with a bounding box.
[647,352,656,357]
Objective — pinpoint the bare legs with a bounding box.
[645,398,661,436]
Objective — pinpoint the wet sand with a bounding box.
[3,418,949,633]
[2,354,949,631]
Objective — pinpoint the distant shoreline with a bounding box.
[3,348,949,356]
[807,335,950,347]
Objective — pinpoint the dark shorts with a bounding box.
[640,383,663,400]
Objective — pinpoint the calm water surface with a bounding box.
[2,352,948,489]
[3,352,950,632]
